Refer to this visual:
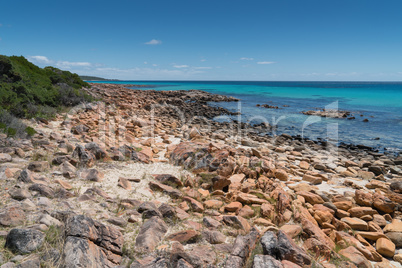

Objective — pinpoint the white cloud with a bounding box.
[240,57,254,61]
[28,55,92,70]
[173,65,189,68]
[57,61,91,67]
[194,67,212,70]
[152,64,158,67]
[200,59,206,62]
[28,55,51,64]
[145,39,162,45]
[257,61,275,64]
[144,61,148,64]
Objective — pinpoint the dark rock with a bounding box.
[154,174,183,187]
[62,215,123,267]
[5,228,45,254]
[28,184,55,198]
[138,202,163,219]
[260,231,278,256]
[85,142,108,160]
[276,230,311,266]
[149,181,182,198]
[8,187,31,200]
[27,161,49,172]
[18,169,35,183]
[158,203,176,220]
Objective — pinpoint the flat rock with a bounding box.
[0,206,26,227]
[341,217,368,231]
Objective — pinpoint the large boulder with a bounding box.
[62,215,123,267]
[5,228,45,254]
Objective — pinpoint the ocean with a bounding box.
[89,81,402,153]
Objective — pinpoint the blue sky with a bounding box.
[1,0,402,81]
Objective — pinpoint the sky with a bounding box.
[1,0,402,81]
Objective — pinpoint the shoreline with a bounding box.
[0,82,401,267]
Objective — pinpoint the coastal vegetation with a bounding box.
[0,54,92,137]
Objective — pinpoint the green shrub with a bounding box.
[25,126,36,136]
[0,54,93,119]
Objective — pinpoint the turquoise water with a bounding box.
[89,81,402,153]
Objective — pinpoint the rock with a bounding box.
[5,229,45,254]
[348,207,377,218]
[85,142,108,160]
[226,227,260,267]
[107,217,128,227]
[390,180,402,193]
[260,231,278,256]
[223,216,251,234]
[238,205,255,218]
[158,203,176,220]
[333,201,353,211]
[301,218,335,249]
[8,187,31,200]
[203,217,222,229]
[61,161,77,178]
[18,169,35,183]
[385,232,402,247]
[204,199,224,209]
[275,169,289,181]
[280,225,302,239]
[302,174,322,185]
[29,184,55,198]
[183,196,204,212]
[0,207,26,227]
[135,216,168,252]
[138,202,163,219]
[83,169,104,182]
[168,230,200,244]
[202,230,226,244]
[384,219,402,233]
[296,191,324,204]
[118,177,132,190]
[0,153,12,163]
[27,161,49,172]
[373,195,396,214]
[356,231,387,241]
[341,217,368,231]
[63,215,123,267]
[16,257,41,268]
[276,230,311,266]
[55,179,72,190]
[154,174,183,187]
[376,238,395,258]
[368,166,384,176]
[39,214,63,227]
[253,255,283,268]
[225,202,243,212]
[72,124,89,134]
[149,181,182,198]
[339,246,371,268]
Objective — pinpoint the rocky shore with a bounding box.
[0,83,401,268]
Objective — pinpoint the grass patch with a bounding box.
[0,236,15,264]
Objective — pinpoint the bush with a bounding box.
[0,109,36,138]
[0,54,92,119]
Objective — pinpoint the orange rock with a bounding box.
[204,200,223,209]
[376,238,395,258]
[225,202,242,212]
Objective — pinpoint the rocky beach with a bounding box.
[0,83,401,268]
